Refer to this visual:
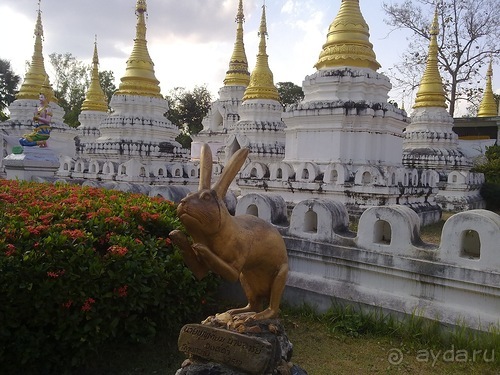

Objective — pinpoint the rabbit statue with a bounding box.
[169,143,288,320]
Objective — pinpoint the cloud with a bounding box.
[2,0,258,60]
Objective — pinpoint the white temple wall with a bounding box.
[301,67,392,103]
[283,110,405,165]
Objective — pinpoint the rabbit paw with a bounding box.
[191,243,211,259]
[169,231,209,280]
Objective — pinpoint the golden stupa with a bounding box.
[81,38,108,112]
[17,5,56,101]
[314,0,380,71]
[413,9,447,109]
[477,59,498,117]
[115,0,162,98]
[242,4,280,102]
[223,0,250,87]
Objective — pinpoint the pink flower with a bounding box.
[62,300,73,309]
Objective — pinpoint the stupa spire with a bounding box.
[413,8,447,109]
[81,37,108,112]
[242,4,280,102]
[223,0,250,87]
[115,0,162,98]
[477,58,498,117]
[17,2,55,101]
[314,0,380,71]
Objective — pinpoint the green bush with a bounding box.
[0,180,218,374]
[473,144,500,210]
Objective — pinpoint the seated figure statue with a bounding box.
[19,92,52,148]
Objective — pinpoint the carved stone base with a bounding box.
[176,315,307,375]
[3,146,59,181]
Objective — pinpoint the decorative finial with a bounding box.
[136,0,147,14]
[223,0,250,87]
[116,0,162,98]
[242,2,280,101]
[478,57,498,117]
[413,6,447,109]
[314,0,380,71]
[81,37,108,112]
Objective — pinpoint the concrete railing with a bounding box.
[236,193,500,331]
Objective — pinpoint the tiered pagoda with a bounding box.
[237,0,441,223]
[192,0,251,162]
[225,4,286,165]
[402,9,484,211]
[60,0,192,184]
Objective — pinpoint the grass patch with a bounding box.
[419,211,453,244]
[282,303,499,375]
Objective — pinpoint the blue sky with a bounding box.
[0,0,498,114]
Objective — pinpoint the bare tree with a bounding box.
[382,0,500,116]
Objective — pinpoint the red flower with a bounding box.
[27,226,41,236]
[108,245,128,256]
[105,216,125,226]
[64,218,80,226]
[61,229,86,240]
[47,270,65,278]
[39,213,54,224]
[62,300,73,309]
[5,244,15,256]
[114,285,128,297]
[81,297,96,312]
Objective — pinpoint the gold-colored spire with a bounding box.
[413,8,447,109]
[17,2,55,101]
[242,4,280,102]
[477,59,498,117]
[115,0,162,98]
[314,0,380,71]
[81,37,108,112]
[223,0,250,87]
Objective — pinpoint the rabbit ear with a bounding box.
[213,147,249,198]
[199,143,213,191]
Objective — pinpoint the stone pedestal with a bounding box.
[3,146,59,181]
[176,315,307,375]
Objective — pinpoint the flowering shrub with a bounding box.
[0,180,219,373]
